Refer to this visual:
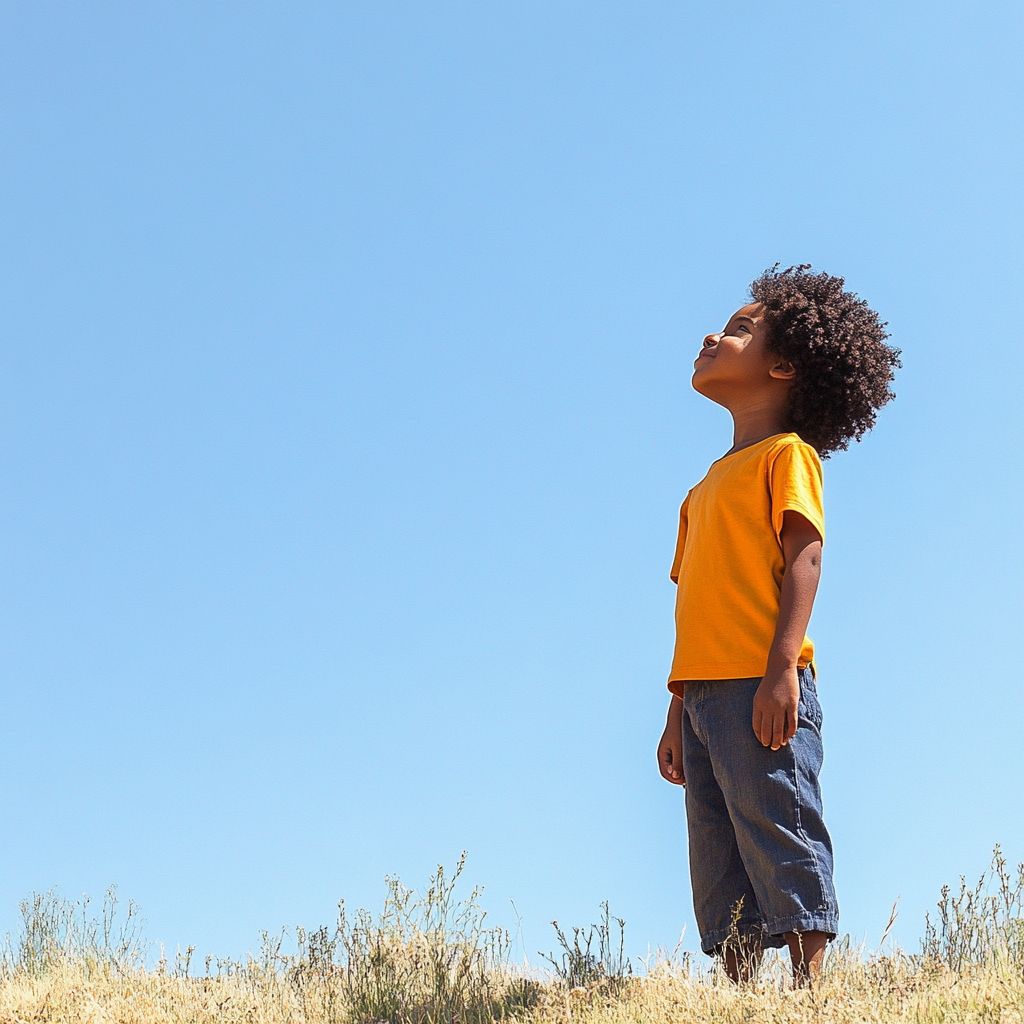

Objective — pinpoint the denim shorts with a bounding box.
[681,666,838,953]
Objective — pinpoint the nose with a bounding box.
[702,333,720,348]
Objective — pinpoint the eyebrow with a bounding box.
[723,315,756,330]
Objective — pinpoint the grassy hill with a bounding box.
[3,850,1022,1023]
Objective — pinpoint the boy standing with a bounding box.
[657,266,899,982]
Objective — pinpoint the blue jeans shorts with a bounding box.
[681,666,839,954]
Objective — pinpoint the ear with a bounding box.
[768,358,796,381]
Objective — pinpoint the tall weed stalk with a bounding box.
[1,885,144,979]
[544,901,631,992]
[922,844,1024,971]
[290,852,538,1024]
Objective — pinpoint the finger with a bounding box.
[758,712,772,749]
[783,706,799,745]
[752,709,764,746]
[770,712,785,751]
[659,744,685,785]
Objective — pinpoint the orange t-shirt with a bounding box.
[667,433,824,692]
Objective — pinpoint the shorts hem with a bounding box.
[699,921,786,955]
[764,913,839,942]
[699,914,838,955]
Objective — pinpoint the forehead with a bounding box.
[728,303,764,324]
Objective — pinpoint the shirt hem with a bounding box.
[668,658,813,695]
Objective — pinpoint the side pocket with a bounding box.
[799,672,823,730]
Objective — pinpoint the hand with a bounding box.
[658,719,685,786]
[752,666,800,750]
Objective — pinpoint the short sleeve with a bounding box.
[669,492,691,583]
[769,441,824,545]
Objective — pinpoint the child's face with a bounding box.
[692,303,792,404]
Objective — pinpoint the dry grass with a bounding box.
[3,850,1023,1024]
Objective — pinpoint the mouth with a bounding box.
[694,349,716,368]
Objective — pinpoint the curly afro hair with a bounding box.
[749,265,900,458]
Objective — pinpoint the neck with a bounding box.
[726,396,790,455]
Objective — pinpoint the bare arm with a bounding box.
[752,510,822,750]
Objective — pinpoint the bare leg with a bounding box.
[784,930,827,985]
[720,936,762,983]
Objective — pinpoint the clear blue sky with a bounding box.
[2,1,1022,965]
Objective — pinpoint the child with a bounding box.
[656,265,900,983]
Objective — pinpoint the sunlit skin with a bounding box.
[656,303,827,984]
